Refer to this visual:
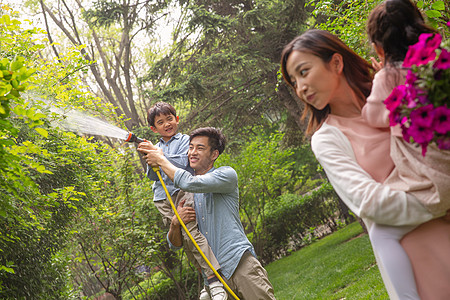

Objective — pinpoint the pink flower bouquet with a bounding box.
[384,33,450,156]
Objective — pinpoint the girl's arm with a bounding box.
[362,69,391,128]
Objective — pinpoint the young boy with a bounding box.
[139,102,226,300]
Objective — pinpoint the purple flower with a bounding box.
[432,106,450,135]
[437,136,450,150]
[403,34,441,67]
[389,110,402,127]
[434,49,450,69]
[405,70,418,86]
[416,89,430,105]
[407,121,434,144]
[385,86,406,112]
[421,33,442,50]
[408,104,435,155]
[410,104,435,127]
[404,84,418,108]
[401,125,411,143]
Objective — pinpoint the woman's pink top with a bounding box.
[326,114,394,182]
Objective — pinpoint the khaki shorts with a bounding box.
[224,251,276,300]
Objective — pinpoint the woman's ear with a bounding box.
[331,53,344,74]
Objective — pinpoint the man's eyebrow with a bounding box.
[189,143,207,147]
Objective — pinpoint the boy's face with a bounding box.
[150,113,179,142]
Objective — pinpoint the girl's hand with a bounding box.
[370,57,383,72]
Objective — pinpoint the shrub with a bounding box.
[261,183,346,263]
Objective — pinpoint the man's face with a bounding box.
[150,113,179,141]
[188,136,218,175]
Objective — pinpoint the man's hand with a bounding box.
[137,145,164,167]
[168,199,196,247]
[171,199,196,227]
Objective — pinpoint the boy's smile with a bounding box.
[151,113,179,142]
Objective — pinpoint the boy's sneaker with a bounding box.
[199,286,211,300]
[209,281,228,300]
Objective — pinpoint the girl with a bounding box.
[280,29,450,299]
[363,0,450,298]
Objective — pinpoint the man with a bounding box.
[139,127,276,300]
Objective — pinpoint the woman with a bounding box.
[280,29,450,299]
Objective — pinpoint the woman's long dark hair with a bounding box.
[280,29,373,135]
[367,0,437,65]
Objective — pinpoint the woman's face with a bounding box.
[285,50,341,111]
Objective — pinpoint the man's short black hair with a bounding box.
[147,102,177,127]
[190,127,226,154]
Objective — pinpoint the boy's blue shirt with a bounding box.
[146,132,193,201]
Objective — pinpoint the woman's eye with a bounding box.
[300,69,308,76]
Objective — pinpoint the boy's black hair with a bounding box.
[147,102,177,127]
[190,127,226,155]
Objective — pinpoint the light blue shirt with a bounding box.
[170,166,256,279]
[146,133,192,201]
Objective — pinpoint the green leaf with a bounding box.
[431,1,445,10]
[425,10,442,18]
[36,165,47,173]
[10,60,23,71]
[0,265,15,274]
[1,14,11,25]
[35,127,48,138]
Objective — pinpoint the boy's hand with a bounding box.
[137,141,157,151]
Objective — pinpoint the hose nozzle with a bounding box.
[125,132,145,144]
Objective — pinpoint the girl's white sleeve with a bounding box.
[311,123,433,226]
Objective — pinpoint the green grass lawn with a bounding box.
[265,222,389,299]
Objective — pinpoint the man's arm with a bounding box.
[167,199,196,247]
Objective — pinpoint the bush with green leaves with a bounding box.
[261,183,344,264]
